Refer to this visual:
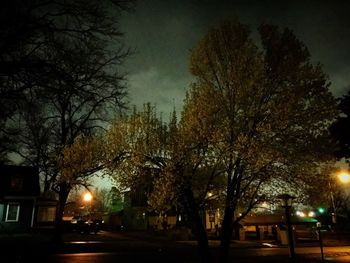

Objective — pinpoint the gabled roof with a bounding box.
[0,164,40,198]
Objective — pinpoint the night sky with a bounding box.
[119,0,350,116]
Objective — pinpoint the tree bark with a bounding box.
[219,205,234,263]
[53,183,70,243]
[183,187,212,263]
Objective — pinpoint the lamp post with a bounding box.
[329,170,350,226]
[328,180,337,224]
[317,222,324,262]
[278,194,296,263]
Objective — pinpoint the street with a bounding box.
[1,231,350,262]
[33,247,350,263]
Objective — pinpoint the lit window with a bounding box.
[37,206,56,222]
[5,203,20,222]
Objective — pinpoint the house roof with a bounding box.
[240,214,318,226]
[241,214,283,226]
[0,164,40,198]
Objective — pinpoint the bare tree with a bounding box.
[0,0,134,240]
[0,0,133,160]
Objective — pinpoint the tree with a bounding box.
[18,31,128,192]
[104,20,337,263]
[55,135,105,234]
[330,89,350,162]
[105,103,167,195]
[106,186,125,212]
[93,188,111,213]
[0,0,134,240]
[106,105,225,262]
[188,20,337,262]
[0,0,133,160]
[144,21,337,263]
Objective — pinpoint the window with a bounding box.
[10,175,24,192]
[5,203,20,222]
[37,206,56,222]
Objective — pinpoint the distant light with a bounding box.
[262,243,277,248]
[297,211,305,217]
[318,208,325,214]
[208,192,213,197]
[308,211,315,217]
[338,171,350,184]
[83,192,92,202]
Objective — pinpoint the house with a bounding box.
[239,213,319,242]
[0,165,58,234]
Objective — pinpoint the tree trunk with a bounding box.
[53,183,70,243]
[183,188,212,263]
[219,205,234,263]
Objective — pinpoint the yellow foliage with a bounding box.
[57,135,103,183]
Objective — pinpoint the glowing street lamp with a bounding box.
[83,192,93,216]
[337,170,350,184]
[296,211,305,217]
[308,211,316,217]
[83,192,93,202]
[329,169,350,224]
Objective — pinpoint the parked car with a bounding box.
[70,216,104,234]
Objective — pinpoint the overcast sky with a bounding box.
[118,0,350,117]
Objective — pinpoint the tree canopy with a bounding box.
[186,20,337,262]
[106,20,337,263]
[104,21,337,263]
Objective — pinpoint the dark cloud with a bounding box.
[121,0,350,114]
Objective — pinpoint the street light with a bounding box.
[278,194,296,263]
[337,170,350,184]
[329,169,350,225]
[83,192,93,217]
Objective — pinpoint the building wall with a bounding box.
[149,215,177,230]
[0,204,4,223]
[0,200,35,233]
[122,207,148,230]
[205,209,221,230]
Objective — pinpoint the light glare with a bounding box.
[338,171,350,184]
[308,211,315,217]
[83,192,92,202]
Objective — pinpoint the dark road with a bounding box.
[1,231,350,263]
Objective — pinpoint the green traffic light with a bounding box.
[318,207,325,214]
